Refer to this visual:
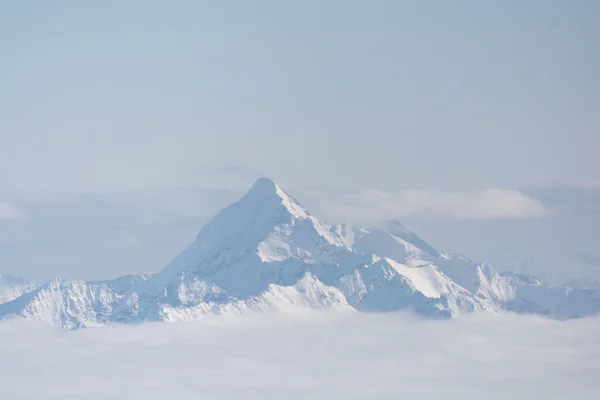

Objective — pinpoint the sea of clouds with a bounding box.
[1,312,599,399]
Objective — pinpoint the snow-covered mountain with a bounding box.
[1,177,599,329]
[0,274,37,304]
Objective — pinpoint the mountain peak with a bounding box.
[243,177,285,202]
[380,220,410,234]
[250,177,279,194]
[368,220,440,258]
[241,177,309,219]
[190,178,309,247]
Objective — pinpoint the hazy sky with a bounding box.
[1,2,599,283]
[1,0,599,194]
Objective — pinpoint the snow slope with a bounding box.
[1,177,599,328]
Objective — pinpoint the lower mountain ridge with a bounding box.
[1,177,599,329]
[0,275,37,305]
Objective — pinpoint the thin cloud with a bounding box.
[0,201,26,221]
[191,164,264,190]
[0,312,598,399]
[300,188,551,223]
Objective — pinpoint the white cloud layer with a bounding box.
[0,312,598,399]
[300,188,551,223]
[0,201,25,220]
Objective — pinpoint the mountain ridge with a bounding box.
[1,177,599,329]
[0,274,37,305]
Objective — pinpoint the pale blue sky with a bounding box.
[1,0,598,194]
[1,1,599,282]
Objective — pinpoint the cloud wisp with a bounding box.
[0,312,598,399]
[0,201,26,221]
[300,188,551,223]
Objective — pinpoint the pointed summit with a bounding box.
[238,177,309,219]
[375,220,439,258]
[243,177,286,203]
[191,177,309,245]
[249,176,279,194]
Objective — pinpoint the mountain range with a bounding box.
[1,177,599,329]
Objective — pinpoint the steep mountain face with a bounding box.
[1,177,599,328]
[0,275,37,304]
